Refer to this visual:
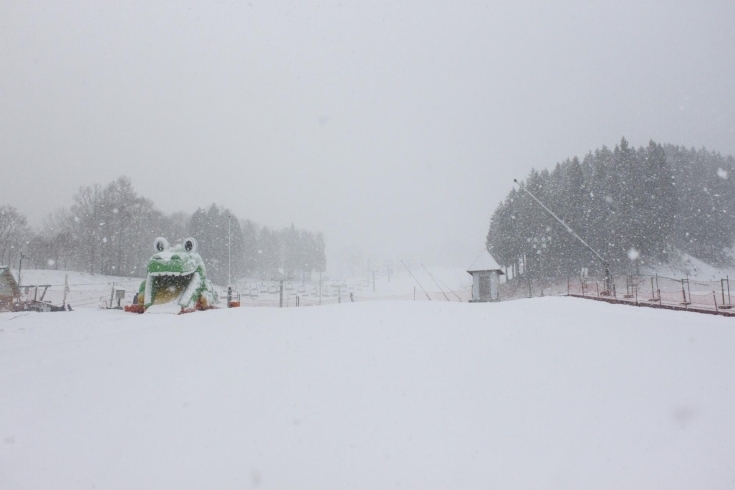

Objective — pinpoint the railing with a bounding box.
[567,274,734,316]
[233,288,473,307]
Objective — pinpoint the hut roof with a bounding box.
[467,250,504,274]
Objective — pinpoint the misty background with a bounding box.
[2,0,734,270]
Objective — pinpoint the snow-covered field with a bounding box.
[232,266,473,306]
[10,269,142,310]
[1,298,734,489]
[9,266,473,310]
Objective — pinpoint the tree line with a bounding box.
[487,138,735,279]
[0,176,326,285]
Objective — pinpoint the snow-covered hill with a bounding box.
[643,249,735,281]
[1,298,733,489]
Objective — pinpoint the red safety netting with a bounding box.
[565,274,734,314]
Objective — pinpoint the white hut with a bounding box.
[467,251,504,302]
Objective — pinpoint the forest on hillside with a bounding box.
[0,177,326,285]
[487,138,735,278]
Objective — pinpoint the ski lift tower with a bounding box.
[514,179,612,293]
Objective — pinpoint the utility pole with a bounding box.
[514,179,612,293]
[62,274,69,308]
[18,252,26,288]
[372,271,376,292]
[227,212,231,287]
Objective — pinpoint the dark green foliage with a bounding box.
[487,138,735,277]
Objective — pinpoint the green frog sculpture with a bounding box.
[126,237,219,314]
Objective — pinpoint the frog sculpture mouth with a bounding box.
[126,237,218,314]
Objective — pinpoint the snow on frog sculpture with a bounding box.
[130,237,219,314]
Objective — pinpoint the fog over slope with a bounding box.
[2,1,734,262]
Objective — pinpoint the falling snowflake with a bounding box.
[627,248,640,260]
[717,168,728,179]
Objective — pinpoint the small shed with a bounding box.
[0,265,20,310]
[467,251,504,302]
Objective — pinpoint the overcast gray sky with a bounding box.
[2,0,734,265]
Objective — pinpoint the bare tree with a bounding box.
[0,205,30,266]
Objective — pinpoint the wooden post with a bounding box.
[681,279,687,304]
[722,279,726,307]
[728,276,731,306]
[279,280,284,308]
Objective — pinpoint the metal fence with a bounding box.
[233,288,473,307]
[567,274,733,315]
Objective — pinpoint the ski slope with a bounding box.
[1,298,734,489]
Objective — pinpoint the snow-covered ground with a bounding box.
[235,266,473,306]
[8,265,473,310]
[1,298,734,489]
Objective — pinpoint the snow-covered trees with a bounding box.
[65,177,169,275]
[0,206,30,267]
[487,138,735,277]
[189,205,248,285]
[5,176,328,284]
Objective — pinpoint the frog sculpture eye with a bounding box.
[154,237,170,252]
[183,237,198,253]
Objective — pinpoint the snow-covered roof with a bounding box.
[467,250,503,274]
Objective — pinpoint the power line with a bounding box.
[420,263,450,301]
[400,261,431,301]
[424,265,463,302]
